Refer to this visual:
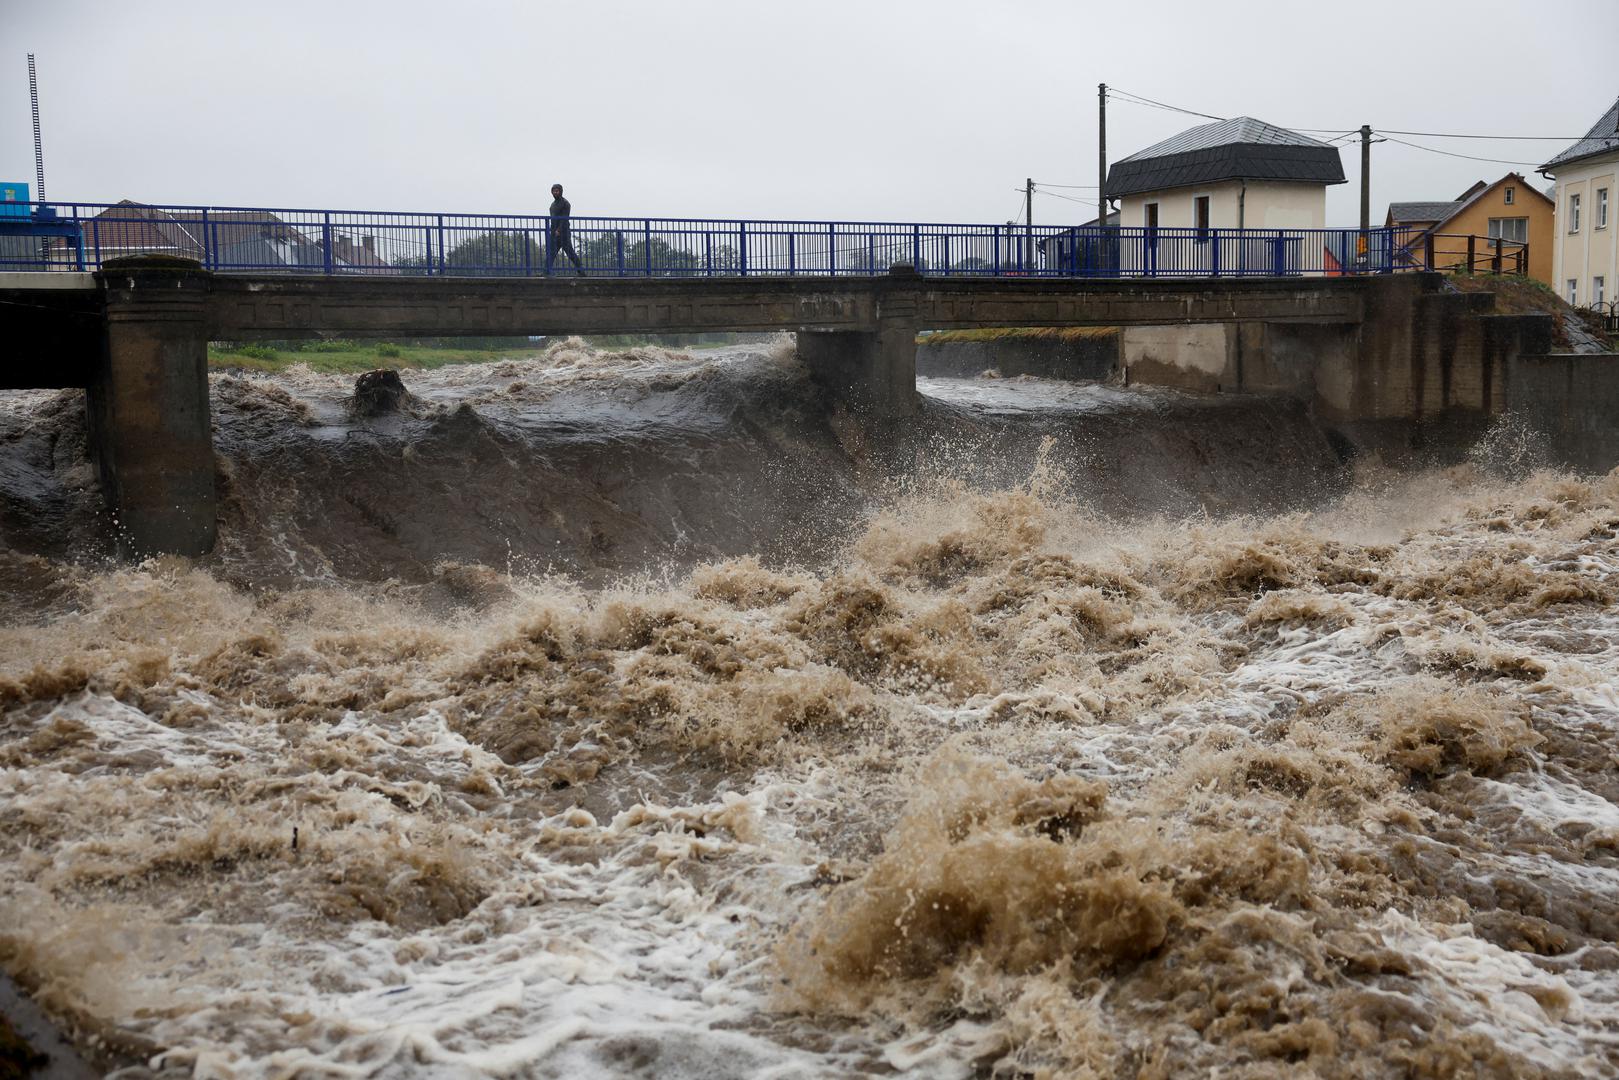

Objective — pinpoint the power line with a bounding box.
[1032,181,1098,189]
[1106,86,1581,144]
[1106,87,1224,121]
[1034,189,1099,207]
[1376,133,1545,168]
[1377,128,1582,141]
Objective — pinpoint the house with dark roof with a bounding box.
[1386,181,1489,234]
[1385,175,1555,285]
[1103,116,1345,273]
[1540,94,1619,307]
[1108,117,1345,229]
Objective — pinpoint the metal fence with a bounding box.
[1389,229,1530,276]
[1584,300,1619,338]
[0,201,1514,280]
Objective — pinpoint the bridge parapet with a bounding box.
[4,200,1506,281]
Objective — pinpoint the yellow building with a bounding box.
[1385,174,1556,284]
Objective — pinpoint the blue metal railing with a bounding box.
[0,200,1430,279]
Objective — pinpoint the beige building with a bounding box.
[1541,95,1619,309]
[1105,117,1346,273]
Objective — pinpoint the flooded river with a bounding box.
[1,341,1616,1077]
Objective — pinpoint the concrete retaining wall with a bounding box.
[1508,352,1619,473]
[1114,277,1562,463]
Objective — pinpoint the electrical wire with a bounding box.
[1377,128,1583,141]
[1376,133,1546,168]
[1106,86,1582,144]
[1106,87,1224,121]
[1034,189,1100,207]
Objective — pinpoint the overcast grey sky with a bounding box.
[4,0,1616,226]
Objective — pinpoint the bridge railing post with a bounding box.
[322,212,333,274]
[435,215,446,275]
[738,223,747,276]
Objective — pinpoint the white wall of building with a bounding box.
[1549,150,1618,307]
[1118,180,1328,231]
[1111,181,1332,273]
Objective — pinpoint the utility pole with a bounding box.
[1359,124,1372,233]
[1025,176,1034,269]
[1098,83,1108,227]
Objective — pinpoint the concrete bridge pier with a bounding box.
[796,266,920,418]
[89,257,217,557]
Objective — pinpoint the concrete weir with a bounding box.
[0,261,1578,556]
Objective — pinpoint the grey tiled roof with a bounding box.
[1388,200,1462,223]
[1106,117,1345,198]
[1116,116,1333,164]
[1542,96,1619,171]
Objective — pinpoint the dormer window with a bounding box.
[1504,186,1515,205]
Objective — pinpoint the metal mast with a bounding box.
[29,54,45,201]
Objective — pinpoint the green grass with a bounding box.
[209,341,537,374]
[918,326,1120,347]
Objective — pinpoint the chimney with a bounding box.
[362,235,376,254]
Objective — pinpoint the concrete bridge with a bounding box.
[2,259,1553,557]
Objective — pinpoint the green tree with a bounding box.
[391,232,541,275]
[443,231,544,275]
[580,233,701,275]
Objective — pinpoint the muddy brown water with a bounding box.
[1,339,1616,1078]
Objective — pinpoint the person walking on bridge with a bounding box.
[546,183,585,275]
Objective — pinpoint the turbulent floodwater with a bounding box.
[1,341,1617,1078]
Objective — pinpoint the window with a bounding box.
[1504,186,1515,205]
[1570,193,1581,233]
[1488,217,1528,243]
[1568,279,1578,305]
[1144,203,1159,230]
[1194,195,1211,239]
[1597,276,1607,306]
[1599,188,1609,229]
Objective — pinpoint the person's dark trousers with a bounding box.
[546,231,584,274]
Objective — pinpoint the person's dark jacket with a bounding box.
[549,196,571,237]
